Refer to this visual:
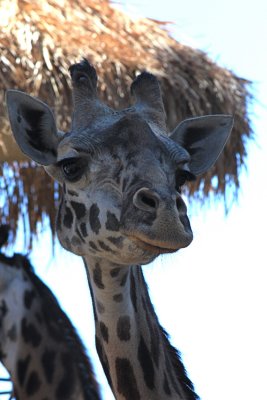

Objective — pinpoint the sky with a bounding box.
[1,1,267,399]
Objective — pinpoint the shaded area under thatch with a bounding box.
[0,0,252,246]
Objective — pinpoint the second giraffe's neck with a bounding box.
[0,255,100,400]
[84,256,198,400]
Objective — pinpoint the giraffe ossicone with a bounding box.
[0,225,101,400]
[6,59,233,399]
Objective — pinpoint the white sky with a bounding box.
[1,1,267,399]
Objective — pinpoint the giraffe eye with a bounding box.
[175,170,196,192]
[61,158,87,182]
[176,174,187,192]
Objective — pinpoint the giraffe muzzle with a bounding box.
[121,187,193,253]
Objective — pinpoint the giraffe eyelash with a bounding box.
[59,157,88,182]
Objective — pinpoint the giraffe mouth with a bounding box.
[127,235,179,254]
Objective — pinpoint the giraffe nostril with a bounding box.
[176,196,184,210]
[133,188,159,212]
[140,194,157,208]
[176,194,187,214]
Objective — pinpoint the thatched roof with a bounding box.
[0,0,252,246]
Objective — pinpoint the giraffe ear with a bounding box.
[6,90,60,165]
[170,115,234,175]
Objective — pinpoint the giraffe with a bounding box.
[0,225,101,399]
[6,59,233,400]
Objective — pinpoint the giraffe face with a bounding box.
[51,115,193,264]
[6,60,233,265]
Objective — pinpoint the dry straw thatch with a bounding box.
[0,0,252,246]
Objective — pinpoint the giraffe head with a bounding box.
[6,60,233,265]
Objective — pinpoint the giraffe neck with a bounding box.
[84,256,198,400]
[0,255,100,400]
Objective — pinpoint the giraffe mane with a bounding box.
[140,269,199,400]
[22,256,100,400]
[160,326,200,400]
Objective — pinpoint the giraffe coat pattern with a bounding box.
[0,226,100,400]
